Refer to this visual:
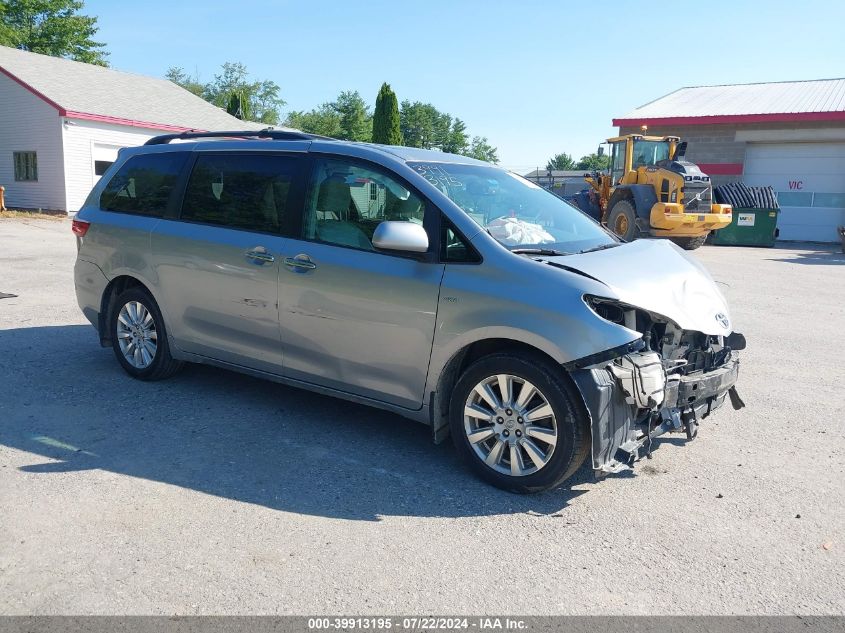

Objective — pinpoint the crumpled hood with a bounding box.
[544,239,733,336]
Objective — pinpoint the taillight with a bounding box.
[71,219,90,236]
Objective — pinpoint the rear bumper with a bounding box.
[650,202,732,234]
[571,352,741,475]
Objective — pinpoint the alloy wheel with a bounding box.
[116,300,158,369]
[463,374,558,476]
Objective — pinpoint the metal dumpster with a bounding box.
[711,208,780,247]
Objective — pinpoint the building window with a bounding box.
[776,191,813,207]
[812,192,845,209]
[94,160,114,176]
[14,152,38,182]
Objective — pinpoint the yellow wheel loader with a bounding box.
[574,131,732,249]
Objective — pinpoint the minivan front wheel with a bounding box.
[449,353,589,493]
[110,287,182,380]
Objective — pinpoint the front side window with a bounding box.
[181,153,300,233]
[410,162,616,254]
[304,158,425,251]
[100,152,187,217]
[441,217,480,263]
[13,151,38,182]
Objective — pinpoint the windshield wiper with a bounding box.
[510,247,571,256]
[578,243,620,254]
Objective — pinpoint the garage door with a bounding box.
[743,142,845,242]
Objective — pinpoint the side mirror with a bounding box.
[372,221,429,253]
[675,141,688,159]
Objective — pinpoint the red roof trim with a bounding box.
[613,111,845,127]
[63,110,202,132]
[0,65,64,112]
[697,163,744,176]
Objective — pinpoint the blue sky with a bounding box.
[86,0,845,173]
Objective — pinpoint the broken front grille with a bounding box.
[683,184,712,212]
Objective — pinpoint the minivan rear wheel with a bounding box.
[110,287,182,381]
[449,353,589,493]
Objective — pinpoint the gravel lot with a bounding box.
[1,217,843,615]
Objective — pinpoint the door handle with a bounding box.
[284,255,317,271]
[245,248,275,263]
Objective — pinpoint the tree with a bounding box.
[285,91,371,141]
[468,136,499,163]
[442,118,468,155]
[372,82,402,145]
[226,91,249,120]
[165,67,204,98]
[203,62,285,125]
[286,91,498,160]
[546,152,576,171]
[165,62,285,125]
[285,104,342,137]
[576,152,611,171]
[1,0,108,65]
[333,90,371,141]
[0,18,17,46]
[399,100,439,149]
[251,79,286,126]
[399,101,465,152]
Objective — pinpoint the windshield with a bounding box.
[408,162,616,253]
[632,140,670,168]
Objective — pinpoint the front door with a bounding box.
[610,141,627,185]
[151,151,304,373]
[278,156,444,409]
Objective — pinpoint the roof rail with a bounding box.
[144,128,324,145]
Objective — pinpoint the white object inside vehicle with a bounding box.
[611,351,666,409]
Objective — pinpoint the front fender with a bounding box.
[426,258,641,396]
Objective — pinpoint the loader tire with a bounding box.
[607,199,641,242]
[671,234,708,250]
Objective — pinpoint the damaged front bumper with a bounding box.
[570,349,743,475]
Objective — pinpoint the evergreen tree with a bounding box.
[372,82,402,145]
[442,118,468,155]
[226,91,249,120]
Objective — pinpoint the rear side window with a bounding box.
[180,153,300,233]
[100,152,187,216]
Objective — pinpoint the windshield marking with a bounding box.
[412,164,463,188]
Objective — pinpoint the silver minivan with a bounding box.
[73,130,744,493]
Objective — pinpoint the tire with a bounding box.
[110,286,183,381]
[449,352,590,493]
[670,234,708,250]
[607,199,640,241]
